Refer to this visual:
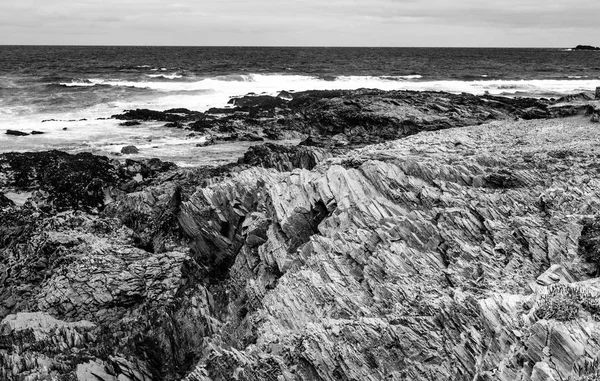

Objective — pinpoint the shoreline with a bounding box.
[3,87,599,165]
[2,88,600,380]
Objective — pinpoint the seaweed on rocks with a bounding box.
[0,150,175,212]
[580,216,600,275]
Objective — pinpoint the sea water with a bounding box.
[1,46,599,165]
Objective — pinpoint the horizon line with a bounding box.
[0,44,585,49]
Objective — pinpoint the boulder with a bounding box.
[121,145,139,154]
[277,90,294,100]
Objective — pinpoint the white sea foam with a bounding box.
[3,73,599,165]
[58,74,599,99]
[59,81,97,87]
[146,73,183,79]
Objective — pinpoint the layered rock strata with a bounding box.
[2,92,600,380]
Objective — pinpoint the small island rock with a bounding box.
[6,130,29,136]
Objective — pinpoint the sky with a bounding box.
[0,0,599,47]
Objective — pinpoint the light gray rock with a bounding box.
[5,112,600,380]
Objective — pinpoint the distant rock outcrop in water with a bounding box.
[3,90,600,380]
[573,45,600,51]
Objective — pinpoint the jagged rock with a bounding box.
[5,91,600,381]
[239,143,334,171]
[556,93,593,103]
[121,145,140,154]
[177,116,600,380]
[0,312,160,381]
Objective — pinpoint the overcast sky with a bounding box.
[1,0,598,47]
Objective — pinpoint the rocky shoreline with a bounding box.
[2,89,600,380]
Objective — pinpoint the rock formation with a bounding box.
[573,45,600,51]
[3,91,600,380]
[5,130,29,136]
[110,89,594,148]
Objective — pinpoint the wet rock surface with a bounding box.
[0,150,175,212]
[111,89,595,148]
[3,91,600,380]
[238,142,337,171]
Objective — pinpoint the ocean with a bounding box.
[1,46,599,165]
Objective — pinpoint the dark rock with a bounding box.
[108,89,592,149]
[163,108,197,114]
[482,169,523,188]
[573,45,600,51]
[228,94,288,110]
[164,121,183,128]
[556,93,593,103]
[0,193,14,207]
[119,120,142,126]
[240,132,264,142]
[121,145,139,154]
[596,87,600,100]
[6,130,29,136]
[205,107,237,115]
[112,109,186,122]
[0,151,123,211]
[239,143,334,171]
[277,90,294,100]
[30,131,45,135]
[580,216,600,275]
[0,151,175,213]
[219,133,239,141]
[520,107,549,120]
[62,127,68,130]
[188,117,214,132]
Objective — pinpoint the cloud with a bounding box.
[1,0,598,46]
